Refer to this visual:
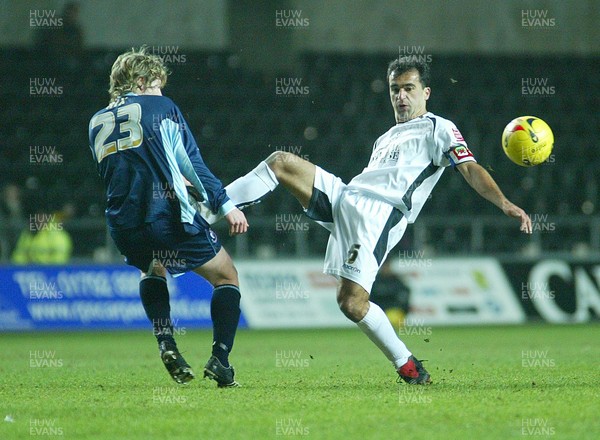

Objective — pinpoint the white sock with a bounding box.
[226,161,279,209]
[357,302,412,370]
[197,161,279,224]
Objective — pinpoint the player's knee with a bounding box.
[337,280,370,322]
[212,264,239,287]
[265,151,293,178]
[226,264,239,284]
[337,292,368,322]
[143,260,167,278]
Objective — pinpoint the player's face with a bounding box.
[389,69,430,123]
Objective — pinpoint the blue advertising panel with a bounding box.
[0,266,247,331]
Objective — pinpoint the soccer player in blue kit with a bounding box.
[89,47,248,387]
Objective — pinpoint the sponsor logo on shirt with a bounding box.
[447,145,475,165]
[342,263,361,273]
[452,128,465,142]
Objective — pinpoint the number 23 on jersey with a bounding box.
[90,103,143,163]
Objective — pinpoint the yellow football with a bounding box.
[502,116,554,166]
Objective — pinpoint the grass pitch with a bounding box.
[1,324,598,439]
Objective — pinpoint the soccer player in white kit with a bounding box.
[196,57,533,384]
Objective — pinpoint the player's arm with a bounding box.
[159,106,248,235]
[179,151,248,236]
[182,164,248,236]
[456,161,532,234]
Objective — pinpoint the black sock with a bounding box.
[211,284,241,367]
[139,276,174,344]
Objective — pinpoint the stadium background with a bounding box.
[1,2,599,439]
[1,1,599,336]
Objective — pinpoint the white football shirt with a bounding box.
[347,112,475,223]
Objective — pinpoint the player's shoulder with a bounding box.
[121,94,180,112]
[89,105,112,129]
[90,94,176,114]
[422,112,458,129]
[425,112,467,148]
[423,112,465,144]
[134,95,178,112]
[373,124,398,147]
[90,106,108,120]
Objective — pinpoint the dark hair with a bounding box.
[387,57,431,87]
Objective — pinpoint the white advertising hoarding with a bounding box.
[397,257,526,325]
[236,260,353,329]
[237,258,525,328]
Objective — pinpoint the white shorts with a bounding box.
[305,166,408,293]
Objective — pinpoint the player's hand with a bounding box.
[186,185,202,203]
[502,200,532,234]
[225,208,249,236]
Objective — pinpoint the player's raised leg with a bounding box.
[227,150,316,209]
[140,261,195,385]
[196,151,316,224]
[265,151,315,208]
[194,247,242,388]
[337,277,431,385]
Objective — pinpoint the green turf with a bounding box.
[0,324,598,439]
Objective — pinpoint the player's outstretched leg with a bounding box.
[190,160,279,224]
[193,248,242,388]
[265,151,316,209]
[140,267,195,384]
[337,278,431,385]
[194,151,315,225]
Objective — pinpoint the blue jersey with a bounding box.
[88,94,233,231]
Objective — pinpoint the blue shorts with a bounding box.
[110,215,222,276]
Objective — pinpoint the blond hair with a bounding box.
[108,46,169,102]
